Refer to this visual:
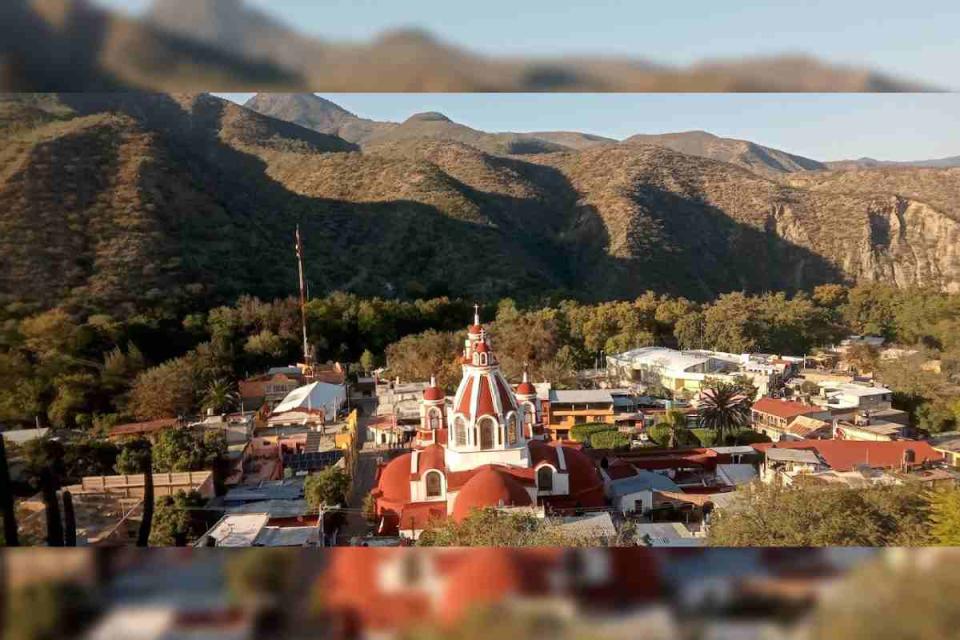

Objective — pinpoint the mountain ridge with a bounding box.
[2,93,959,320]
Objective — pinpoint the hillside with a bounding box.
[140,0,930,92]
[2,0,299,91]
[826,156,960,170]
[2,93,960,319]
[624,131,826,177]
[244,94,611,154]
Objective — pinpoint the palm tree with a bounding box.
[203,378,239,415]
[697,382,752,445]
[664,409,688,449]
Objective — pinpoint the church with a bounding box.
[371,311,607,538]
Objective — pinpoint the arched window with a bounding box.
[478,417,496,450]
[454,417,467,447]
[524,402,536,426]
[428,408,441,430]
[537,466,553,492]
[425,471,443,498]
[506,412,518,445]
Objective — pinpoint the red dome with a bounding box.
[474,341,490,353]
[417,444,446,475]
[528,440,605,508]
[516,381,536,395]
[423,386,444,401]
[468,324,483,334]
[452,468,533,522]
[375,453,412,507]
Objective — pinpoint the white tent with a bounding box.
[271,382,346,419]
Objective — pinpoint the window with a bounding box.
[454,417,467,446]
[479,417,496,450]
[425,471,443,498]
[537,466,553,492]
[428,409,441,430]
[524,403,535,426]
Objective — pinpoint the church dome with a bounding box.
[375,452,412,507]
[452,468,533,522]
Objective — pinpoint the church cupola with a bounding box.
[418,375,446,446]
[449,314,524,454]
[515,370,542,439]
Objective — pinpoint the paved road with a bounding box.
[340,397,384,540]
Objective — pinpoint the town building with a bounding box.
[832,411,911,441]
[750,398,832,440]
[607,347,788,399]
[370,314,607,539]
[811,381,895,414]
[197,513,319,547]
[542,388,636,440]
[754,440,944,485]
[107,418,180,442]
[239,367,304,411]
[929,432,960,467]
[266,381,347,428]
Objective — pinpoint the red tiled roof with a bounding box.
[752,397,825,420]
[108,419,177,438]
[753,440,943,471]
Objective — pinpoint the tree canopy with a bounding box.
[707,481,931,546]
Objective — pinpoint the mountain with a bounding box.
[623,131,826,177]
[1,0,934,93]
[2,93,960,318]
[243,93,614,155]
[826,156,960,170]
[0,0,299,91]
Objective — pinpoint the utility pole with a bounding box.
[295,225,312,372]
[317,503,325,548]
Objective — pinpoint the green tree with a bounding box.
[4,581,97,640]
[588,430,630,450]
[810,557,960,640]
[151,428,226,472]
[202,378,239,414]
[416,508,590,547]
[928,488,960,545]
[697,381,752,444]
[304,466,351,509]
[225,549,298,607]
[150,490,207,546]
[359,349,377,373]
[707,481,930,546]
[114,438,152,475]
[128,356,198,420]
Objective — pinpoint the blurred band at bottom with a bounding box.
[1,547,955,640]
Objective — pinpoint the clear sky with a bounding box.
[97,0,960,88]
[217,93,960,162]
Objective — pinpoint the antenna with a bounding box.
[295,225,312,367]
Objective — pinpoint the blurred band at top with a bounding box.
[0,0,949,93]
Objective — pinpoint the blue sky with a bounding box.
[218,93,960,162]
[98,0,959,88]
